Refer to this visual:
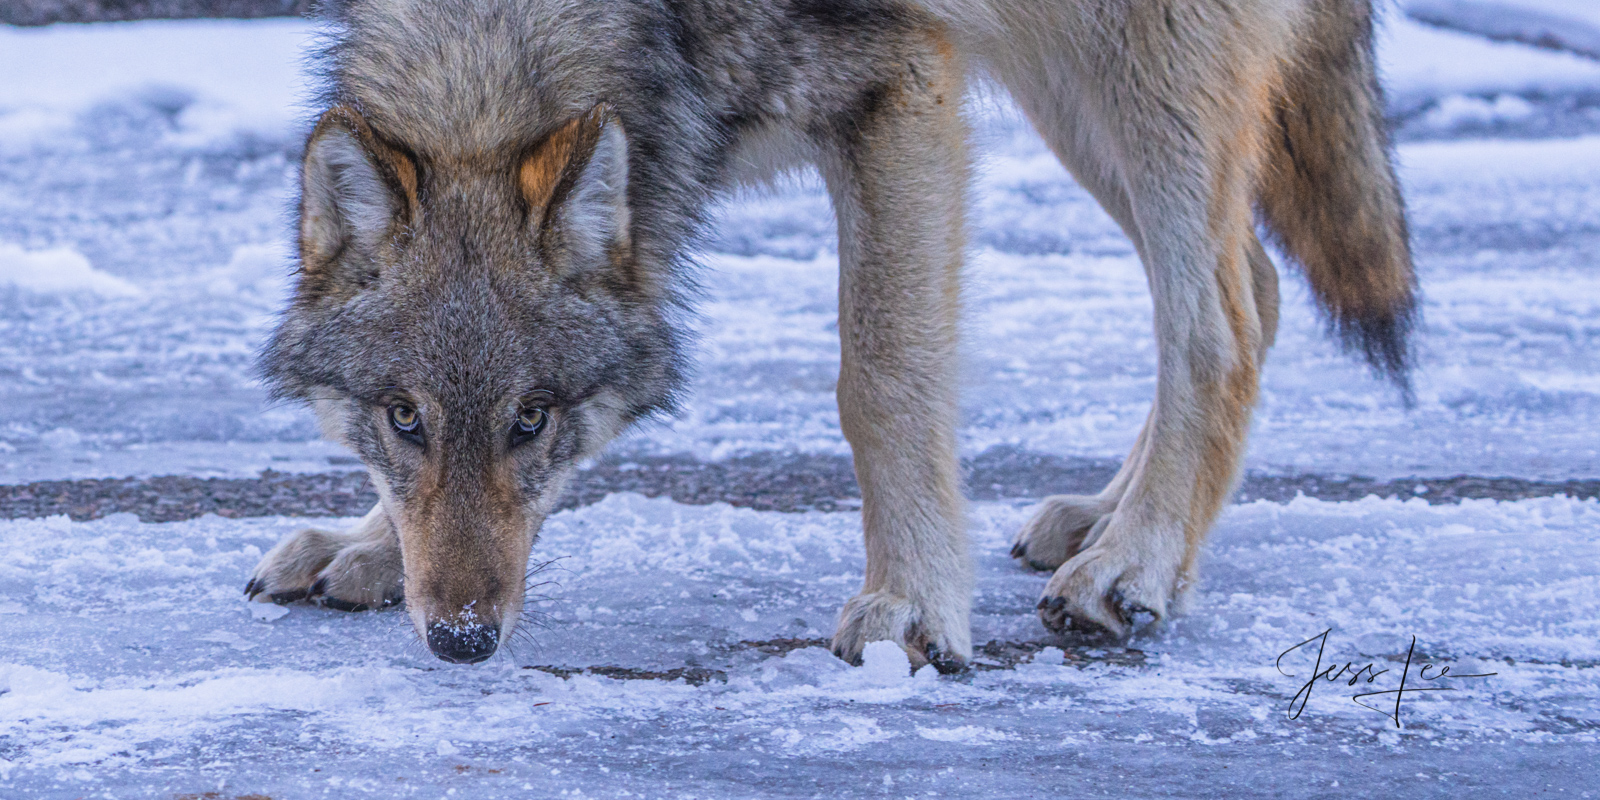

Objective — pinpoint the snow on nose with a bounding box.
[425,618,499,664]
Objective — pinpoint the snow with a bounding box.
[0,241,139,296]
[0,19,313,152]
[0,17,1597,482]
[0,494,1595,794]
[1380,9,1600,113]
[1484,0,1600,27]
[1405,0,1600,61]
[5,120,1600,482]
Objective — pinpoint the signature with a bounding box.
[1276,629,1497,728]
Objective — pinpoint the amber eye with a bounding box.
[510,407,546,446]
[388,404,423,444]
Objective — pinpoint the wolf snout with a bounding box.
[426,619,500,664]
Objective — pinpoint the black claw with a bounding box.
[318,596,372,613]
[1009,541,1026,559]
[268,589,309,605]
[309,577,328,597]
[1037,596,1071,633]
[1112,590,1158,633]
[924,643,969,675]
[243,578,258,597]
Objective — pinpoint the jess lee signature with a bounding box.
[1276,629,1497,728]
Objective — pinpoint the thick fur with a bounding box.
[1257,0,1416,392]
[247,0,1414,669]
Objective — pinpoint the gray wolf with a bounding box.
[245,0,1414,670]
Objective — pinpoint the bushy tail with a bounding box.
[1257,0,1417,398]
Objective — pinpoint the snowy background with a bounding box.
[1,1,1597,797]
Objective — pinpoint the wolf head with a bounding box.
[262,104,684,663]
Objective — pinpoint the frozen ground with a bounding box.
[0,10,1597,799]
[1,495,1597,797]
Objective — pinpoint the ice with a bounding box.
[0,495,1594,793]
[247,599,290,622]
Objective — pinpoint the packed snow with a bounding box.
[0,9,1597,798]
[1,494,1595,795]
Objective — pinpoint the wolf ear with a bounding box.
[299,106,417,276]
[519,104,631,277]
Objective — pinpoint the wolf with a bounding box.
[245,0,1414,670]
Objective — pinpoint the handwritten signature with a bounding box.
[1276,629,1497,728]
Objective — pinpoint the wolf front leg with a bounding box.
[245,504,404,611]
[818,38,973,673]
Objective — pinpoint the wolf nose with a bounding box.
[426,621,499,664]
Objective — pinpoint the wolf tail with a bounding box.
[1256,0,1417,396]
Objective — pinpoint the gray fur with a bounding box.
[249,0,1415,669]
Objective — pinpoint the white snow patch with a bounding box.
[38,428,83,450]
[0,19,315,150]
[248,601,290,622]
[859,640,914,685]
[0,242,141,297]
[199,240,295,300]
[1380,9,1600,104]
[915,725,1012,745]
[1397,134,1600,181]
[1417,93,1535,130]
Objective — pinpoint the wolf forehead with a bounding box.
[262,273,644,403]
[322,0,937,159]
[325,0,625,159]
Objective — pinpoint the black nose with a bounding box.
[426,621,499,664]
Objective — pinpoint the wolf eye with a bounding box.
[388,404,423,445]
[510,407,547,446]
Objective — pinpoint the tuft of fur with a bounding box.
[1258,0,1418,397]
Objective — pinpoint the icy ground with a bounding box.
[0,5,1598,798]
[2,495,1597,797]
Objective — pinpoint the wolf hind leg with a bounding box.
[1012,227,1279,574]
[972,0,1287,636]
[245,504,403,612]
[819,32,973,673]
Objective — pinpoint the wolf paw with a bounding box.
[1034,527,1178,638]
[830,590,971,674]
[245,521,403,612]
[1010,494,1114,571]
